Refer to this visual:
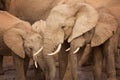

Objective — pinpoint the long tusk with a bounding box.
[65,48,70,51]
[48,44,62,55]
[73,47,80,54]
[33,47,43,56]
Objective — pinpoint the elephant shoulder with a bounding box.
[0,11,31,32]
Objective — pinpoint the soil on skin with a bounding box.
[0,56,120,80]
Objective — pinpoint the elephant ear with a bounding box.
[68,3,99,42]
[3,27,25,58]
[91,11,118,47]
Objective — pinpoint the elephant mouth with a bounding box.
[48,44,62,56]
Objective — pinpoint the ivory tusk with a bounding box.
[33,46,43,56]
[34,61,38,68]
[65,48,70,51]
[73,47,80,54]
[48,44,62,55]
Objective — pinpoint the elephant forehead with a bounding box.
[46,12,66,28]
[32,20,46,34]
[46,4,75,28]
[51,4,72,17]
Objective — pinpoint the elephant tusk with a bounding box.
[33,46,43,56]
[33,47,43,68]
[34,61,38,68]
[73,48,80,54]
[48,44,62,55]
[65,48,70,51]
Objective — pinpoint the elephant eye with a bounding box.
[61,26,65,29]
[29,47,33,51]
[30,47,32,50]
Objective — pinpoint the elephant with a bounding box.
[64,8,118,80]
[32,1,99,80]
[0,11,43,80]
[8,0,62,24]
[34,0,120,80]
[6,0,120,80]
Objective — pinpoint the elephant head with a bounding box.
[3,22,43,59]
[66,8,118,67]
[68,8,118,53]
[43,3,99,55]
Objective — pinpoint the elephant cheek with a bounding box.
[57,31,65,44]
[64,27,72,40]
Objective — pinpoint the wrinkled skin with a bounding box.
[41,0,120,80]
[0,11,43,80]
[6,0,120,80]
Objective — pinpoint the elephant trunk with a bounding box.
[78,44,92,66]
[42,39,57,80]
[78,29,94,66]
[64,45,78,80]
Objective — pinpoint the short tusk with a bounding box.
[73,48,80,54]
[33,47,43,56]
[34,61,38,68]
[65,48,70,51]
[48,44,62,55]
